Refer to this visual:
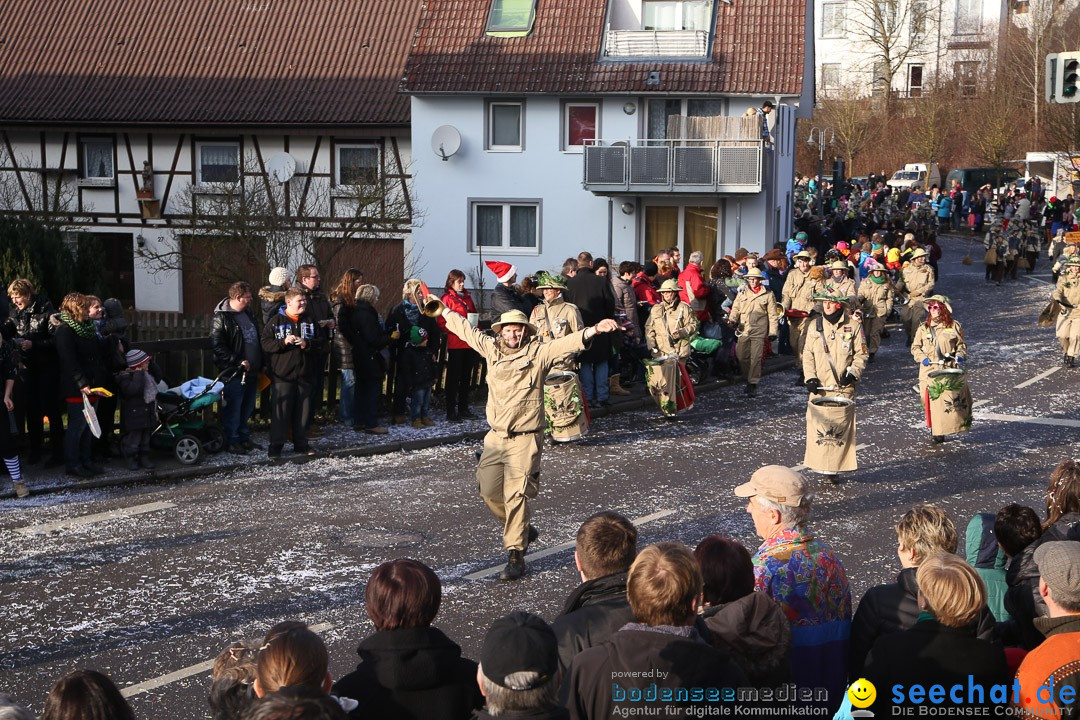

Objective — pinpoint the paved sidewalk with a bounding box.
[3,355,796,498]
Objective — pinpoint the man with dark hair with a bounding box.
[563,252,616,407]
[551,511,638,669]
[294,264,334,435]
[562,258,578,278]
[476,612,567,720]
[996,503,1047,649]
[211,281,262,454]
[562,543,746,719]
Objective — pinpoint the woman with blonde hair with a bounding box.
[385,279,440,425]
[339,284,389,434]
[54,293,108,477]
[863,553,1007,712]
[329,268,364,426]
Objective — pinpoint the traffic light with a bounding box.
[1060,52,1080,103]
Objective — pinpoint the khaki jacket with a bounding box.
[802,312,868,389]
[782,269,817,314]
[822,275,857,308]
[858,278,894,318]
[443,311,588,436]
[645,299,697,359]
[729,286,779,338]
[1051,272,1080,312]
[911,320,967,367]
[901,263,935,299]
[531,297,584,341]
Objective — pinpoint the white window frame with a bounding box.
[79,137,116,185]
[335,142,381,187]
[486,100,525,152]
[468,199,541,254]
[561,101,600,153]
[821,64,842,95]
[907,64,924,97]
[195,141,240,185]
[822,3,846,37]
[956,61,979,97]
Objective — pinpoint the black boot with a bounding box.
[526,524,539,549]
[932,435,945,444]
[499,549,526,581]
[745,383,757,397]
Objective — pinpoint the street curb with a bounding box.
[4,357,796,498]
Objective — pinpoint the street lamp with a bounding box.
[807,127,834,221]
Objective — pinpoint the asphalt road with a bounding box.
[1,236,1077,718]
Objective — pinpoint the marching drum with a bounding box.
[804,393,857,473]
[925,367,972,436]
[644,355,694,417]
[543,371,589,442]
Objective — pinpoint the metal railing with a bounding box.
[583,139,763,193]
[604,29,709,57]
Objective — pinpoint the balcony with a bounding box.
[582,139,763,194]
[603,29,709,58]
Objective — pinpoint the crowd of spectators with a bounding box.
[3,458,1077,719]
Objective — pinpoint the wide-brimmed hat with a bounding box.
[658,278,680,293]
[734,465,808,507]
[793,250,812,261]
[868,262,887,274]
[491,309,536,334]
[744,267,764,280]
[1064,257,1080,267]
[909,248,928,261]
[812,291,851,305]
[828,260,848,271]
[534,271,567,290]
[924,294,952,313]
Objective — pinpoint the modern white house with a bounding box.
[0,0,421,313]
[402,0,814,285]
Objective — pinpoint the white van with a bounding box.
[887,163,942,191]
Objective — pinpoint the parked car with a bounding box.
[944,167,1022,196]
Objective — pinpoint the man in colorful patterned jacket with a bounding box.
[734,465,852,712]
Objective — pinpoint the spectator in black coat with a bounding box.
[93,297,130,459]
[210,282,262,455]
[294,265,334,434]
[333,559,483,720]
[849,504,996,679]
[994,504,1043,648]
[53,293,107,478]
[339,284,389,435]
[3,278,64,465]
[863,554,1009,714]
[563,252,616,406]
[116,349,156,471]
[551,511,638,670]
[400,326,437,428]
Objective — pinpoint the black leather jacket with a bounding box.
[1,294,58,367]
[210,297,258,371]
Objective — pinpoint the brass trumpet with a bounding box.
[421,295,445,318]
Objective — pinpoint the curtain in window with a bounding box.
[647,99,681,140]
[201,145,239,182]
[84,141,113,179]
[491,105,522,147]
[954,0,981,32]
[476,205,503,247]
[645,206,679,260]
[509,206,537,247]
[685,207,718,270]
[687,99,724,118]
[567,106,597,147]
[340,147,379,185]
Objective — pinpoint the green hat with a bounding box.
[491,309,537,334]
[744,267,764,280]
[659,278,680,293]
[909,248,928,261]
[534,271,567,290]
[828,260,848,271]
[924,295,952,313]
[409,326,428,345]
[793,250,812,261]
[1064,257,1080,267]
[812,292,851,305]
[795,231,808,242]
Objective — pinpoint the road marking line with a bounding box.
[1014,366,1062,389]
[974,411,1080,429]
[121,623,333,697]
[16,501,177,536]
[1021,275,1053,285]
[463,509,677,581]
[972,399,990,409]
[790,444,868,473]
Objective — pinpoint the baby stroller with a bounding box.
[149,369,232,465]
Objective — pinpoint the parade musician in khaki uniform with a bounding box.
[802,292,868,481]
[900,248,935,346]
[858,262,894,362]
[728,267,779,397]
[822,260,858,309]
[645,278,697,360]
[782,250,818,384]
[432,301,619,580]
[911,295,970,444]
[1051,257,1080,367]
[530,272,584,372]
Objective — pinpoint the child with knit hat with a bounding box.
[400,326,437,429]
[117,348,157,471]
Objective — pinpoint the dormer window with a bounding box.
[643,1,713,31]
[604,0,715,58]
[486,0,538,37]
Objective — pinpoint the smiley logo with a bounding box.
[848,678,876,709]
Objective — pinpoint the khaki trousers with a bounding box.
[864,315,885,354]
[737,335,765,385]
[1058,312,1080,356]
[477,430,542,551]
[789,317,808,370]
[903,299,925,342]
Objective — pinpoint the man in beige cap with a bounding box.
[1014,541,1080,718]
[899,247,935,346]
[734,465,851,710]
[432,300,619,580]
[728,267,779,396]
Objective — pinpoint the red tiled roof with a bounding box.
[402,0,806,96]
[0,0,421,126]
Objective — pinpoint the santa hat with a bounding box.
[486,260,517,284]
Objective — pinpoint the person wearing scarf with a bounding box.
[857,263,894,362]
[53,293,107,477]
[385,279,441,425]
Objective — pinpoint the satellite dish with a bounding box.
[431,125,461,161]
[266,153,296,183]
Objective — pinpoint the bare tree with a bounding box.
[0,146,86,225]
[844,0,940,109]
[138,153,418,287]
[903,79,961,171]
[816,85,878,170]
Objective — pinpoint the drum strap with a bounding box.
[816,314,842,386]
[543,304,554,340]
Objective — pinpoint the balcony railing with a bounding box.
[603,29,709,58]
[583,139,763,194]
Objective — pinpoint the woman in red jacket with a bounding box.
[438,270,479,422]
